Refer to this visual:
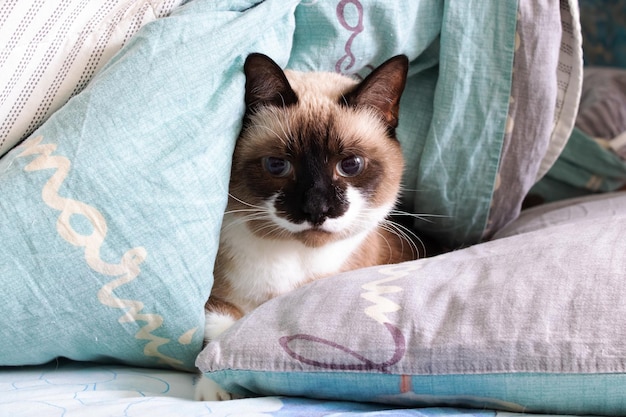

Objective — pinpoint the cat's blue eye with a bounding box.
[337,155,364,177]
[263,156,292,177]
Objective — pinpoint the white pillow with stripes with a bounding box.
[0,0,184,157]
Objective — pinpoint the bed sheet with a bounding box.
[0,360,578,417]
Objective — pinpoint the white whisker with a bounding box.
[257,122,289,148]
[221,212,271,232]
[372,228,394,263]
[224,208,265,215]
[388,209,450,224]
[228,193,266,210]
[381,219,424,259]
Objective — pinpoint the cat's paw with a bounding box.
[194,375,234,401]
[204,310,237,344]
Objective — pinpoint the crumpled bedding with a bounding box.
[0,0,585,409]
[0,360,578,417]
[530,67,626,203]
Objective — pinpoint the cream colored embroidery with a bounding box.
[361,263,423,324]
[18,135,186,368]
[361,263,421,324]
[361,276,403,325]
[178,327,198,345]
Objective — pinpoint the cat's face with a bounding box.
[226,54,408,248]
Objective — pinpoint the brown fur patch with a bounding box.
[204,296,244,321]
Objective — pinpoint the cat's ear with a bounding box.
[243,53,298,111]
[344,55,409,129]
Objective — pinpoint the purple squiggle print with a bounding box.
[279,322,405,373]
[335,0,364,74]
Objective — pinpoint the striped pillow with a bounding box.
[0,0,184,157]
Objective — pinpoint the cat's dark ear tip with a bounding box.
[387,55,409,72]
[245,52,271,64]
[242,52,298,110]
[391,54,409,62]
[244,53,273,72]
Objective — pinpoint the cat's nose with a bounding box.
[305,211,328,226]
[302,190,331,226]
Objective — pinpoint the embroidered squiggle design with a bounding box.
[335,0,364,74]
[361,276,403,324]
[18,135,185,368]
[279,263,425,372]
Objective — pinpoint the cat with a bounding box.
[196,52,417,401]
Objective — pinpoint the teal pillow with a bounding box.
[0,0,298,369]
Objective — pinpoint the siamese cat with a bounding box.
[196,53,417,400]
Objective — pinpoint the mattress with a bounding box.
[0,359,572,416]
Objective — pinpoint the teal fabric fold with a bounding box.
[531,127,626,202]
[399,2,518,247]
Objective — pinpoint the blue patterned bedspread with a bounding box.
[0,361,572,416]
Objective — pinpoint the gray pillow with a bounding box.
[197,193,626,415]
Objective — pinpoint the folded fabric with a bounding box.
[0,0,581,369]
[530,127,626,203]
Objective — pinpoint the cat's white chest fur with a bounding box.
[218,216,366,314]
